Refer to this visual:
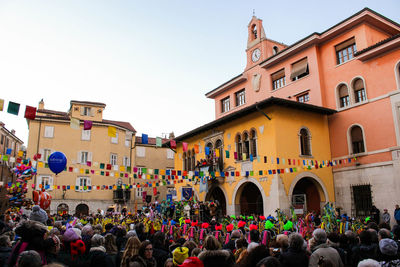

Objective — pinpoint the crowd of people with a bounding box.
[0,202,399,267]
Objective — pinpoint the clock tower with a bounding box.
[245,16,267,70]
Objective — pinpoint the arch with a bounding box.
[205,184,228,215]
[232,178,267,216]
[350,76,367,103]
[251,24,257,40]
[273,46,279,55]
[298,127,312,156]
[288,172,329,213]
[75,203,89,216]
[395,61,400,90]
[347,123,367,155]
[335,82,351,109]
[57,203,69,215]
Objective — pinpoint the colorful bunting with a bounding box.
[84,120,92,130]
[108,126,116,137]
[24,106,37,120]
[7,101,20,115]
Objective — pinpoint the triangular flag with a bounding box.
[7,101,20,115]
[70,118,80,129]
[108,126,116,137]
[156,137,162,147]
[24,105,36,120]
[84,120,92,130]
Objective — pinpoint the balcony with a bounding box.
[113,188,131,203]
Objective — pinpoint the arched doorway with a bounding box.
[235,182,263,216]
[292,177,324,214]
[205,186,226,216]
[57,203,69,215]
[75,203,89,216]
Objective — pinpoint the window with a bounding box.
[236,134,243,161]
[336,38,356,65]
[299,128,311,156]
[235,89,246,106]
[43,149,51,162]
[273,46,279,55]
[36,176,53,191]
[350,125,365,154]
[5,137,9,148]
[352,184,372,216]
[243,132,250,159]
[81,130,91,141]
[81,107,92,116]
[76,177,91,192]
[110,153,117,166]
[125,138,130,147]
[191,149,196,171]
[290,58,309,81]
[79,151,89,164]
[297,93,310,103]
[271,69,286,90]
[166,149,174,159]
[338,84,350,108]
[250,129,257,157]
[136,146,146,158]
[215,139,223,170]
[221,97,230,113]
[44,126,54,138]
[123,156,130,167]
[251,24,257,40]
[353,78,366,103]
[111,133,119,144]
[183,152,189,171]
[136,187,144,198]
[0,135,3,145]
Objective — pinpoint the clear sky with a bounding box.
[0,0,399,146]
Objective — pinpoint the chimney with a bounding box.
[169,132,175,139]
[38,99,44,110]
[11,129,15,135]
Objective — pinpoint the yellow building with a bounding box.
[134,135,175,209]
[26,100,136,215]
[173,97,336,216]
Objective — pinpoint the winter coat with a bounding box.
[129,255,157,267]
[309,243,344,267]
[222,239,237,252]
[383,212,391,224]
[351,243,378,267]
[89,246,115,267]
[0,247,11,267]
[279,247,308,267]
[152,246,168,267]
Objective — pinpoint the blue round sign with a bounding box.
[48,152,67,175]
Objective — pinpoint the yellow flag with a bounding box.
[119,166,125,172]
[0,99,3,111]
[243,153,247,160]
[108,126,116,137]
[80,169,84,174]
[215,149,220,157]
[38,162,44,168]
[18,151,23,157]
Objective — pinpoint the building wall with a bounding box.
[26,110,134,214]
[173,105,334,216]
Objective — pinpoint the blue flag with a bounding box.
[141,134,148,144]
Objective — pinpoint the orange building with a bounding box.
[205,8,400,219]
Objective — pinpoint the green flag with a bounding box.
[7,101,20,115]
[156,137,162,147]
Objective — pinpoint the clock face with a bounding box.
[252,48,261,62]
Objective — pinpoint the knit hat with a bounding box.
[70,239,86,259]
[63,228,82,242]
[179,257,204,267]
[379,238,398,256]
[173,246,189,266]
[29,205,48,224]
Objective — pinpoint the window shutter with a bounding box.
[90,108,94,117]
[271,69,285,81]
[49,177,53,187]
[290,58,308,79]
[88,152,93,162]
[80,107,84,115]
[39,149,44,160]
[87,178,91,186]
[75,178,80,191]
[36,177,42,190]
[354,79,364,90]
[335,37,355,51]
[339,85,349,97]
[77,151,82,163]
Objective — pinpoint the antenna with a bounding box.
[253,9,255,17]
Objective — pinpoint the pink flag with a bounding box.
[170,140,176,149]
[84,120,92,130]
[182,142,188,152]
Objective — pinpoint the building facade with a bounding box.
[26,100,136,215]
[176,8,400,218]
[134,135,175,209]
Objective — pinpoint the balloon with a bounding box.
[48,152,67,175]
[32,190,52,210]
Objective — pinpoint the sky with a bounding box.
[0,0,399,146]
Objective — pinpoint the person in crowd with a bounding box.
[257,256,281,267]
[234,237,248,264]
[271,234,289,257]
[152,231,169,267]
[105,233,119,266]
[395,205,400,225]
[29,205,48,225]
[57,227,88,267]
[327,232,346,264]
[378,238,400,266]
[172,246,189,266]
[357,258,380,267]
[240,244,269,267]
[279,233,308,267]
[164,258,174,267]
[370,206,380,225]
[0,235,12,267]
[247,229,260,253]
[191,248,202,257]
[382,209,391,225]
[203,236,220,251]
[121,236,141,267]
[89,234,115,267]
[223,230,241,252]
[16,250,43,267]
[178,257,204,267]
[129,240,157,267]
[81,224,94,255]
[198,249,235,267]
[44,234,61,264]
[351,230,378,266]
[183,240,198,257]
[309,229,343,267]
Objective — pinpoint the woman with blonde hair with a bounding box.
[121,236,141,267]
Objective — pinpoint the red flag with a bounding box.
[84,120,92,130]
[153,187,157,196]
[182,142,188,152]
[170,140,176,149]
[24,106,37,120]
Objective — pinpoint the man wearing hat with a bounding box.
[29,205,48,225]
